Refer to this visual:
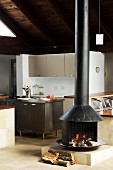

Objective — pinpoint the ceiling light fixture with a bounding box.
[96,0,104,45]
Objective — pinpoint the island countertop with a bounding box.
[0,106,15,110]
[97,110,113,117]
[64,92,113,117]
[17,98,64,103]
[64,91,113,99]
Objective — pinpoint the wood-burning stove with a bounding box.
[62,121,97,146]
[59,0,103,150]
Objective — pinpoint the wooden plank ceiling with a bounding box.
[0,0,113,55]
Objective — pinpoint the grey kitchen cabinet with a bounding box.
[16,102,30,131]
[15,101,53,136]
[29,55,47,77]
[29,54,65,77]
[29,53,77,77]
[15,99,64,137]
[29,102,53,132]
[29,56,35,77]
[46,54,65,76]
[64,53,76,77]
[52,100,63,130]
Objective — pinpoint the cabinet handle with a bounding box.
[24,104,28,105]
[31,104,36,106]
[70,74,74,77]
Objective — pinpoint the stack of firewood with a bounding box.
[41,149,76,167]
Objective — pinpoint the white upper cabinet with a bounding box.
[35,55,47,76]
[46,54,65,77]
[29,56,35,77]
[29,55,47,77]
[64,53,76,77]
[29,53,76,77]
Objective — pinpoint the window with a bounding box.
[0,20,16,37]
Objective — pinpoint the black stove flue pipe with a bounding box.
[60,0,103,122]
[75,0,89,106]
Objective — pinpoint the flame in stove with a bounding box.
[70,134,92,147]
[75,134,79,140]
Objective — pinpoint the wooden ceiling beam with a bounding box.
[90,1,113,43]
[0,36,35,55]
[47,0,73,33]
[96,44,113,53]
[0,36,74,55]
[0,9,37,52]
[11,0,61,45]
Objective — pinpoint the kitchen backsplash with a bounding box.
[29,77,75,97]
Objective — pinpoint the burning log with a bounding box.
[41,149,76,167]
[70,134,92,147]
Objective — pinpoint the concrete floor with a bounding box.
[0,133,113,170]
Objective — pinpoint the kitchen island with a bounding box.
[97,110,113,146]
[63,91,113,112]
[0,106,15,148]
[15,98,64,138]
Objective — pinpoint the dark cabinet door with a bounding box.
[29,102,53,132]
[16,102,30,131]
[52,101,63,130]
[29,103,45,132]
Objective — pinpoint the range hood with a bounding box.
[60,0,103,122]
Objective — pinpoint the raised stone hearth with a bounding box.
[41,144,113,166]
[0,108,15,148]
[98,116,113,145]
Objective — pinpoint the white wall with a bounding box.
[89,51,104,93]
[16,52,105,97]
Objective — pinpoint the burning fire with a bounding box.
[70,134,92,147]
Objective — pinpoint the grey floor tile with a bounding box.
[0,135,112,170]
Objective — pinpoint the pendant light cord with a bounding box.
[99,0,100,33]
